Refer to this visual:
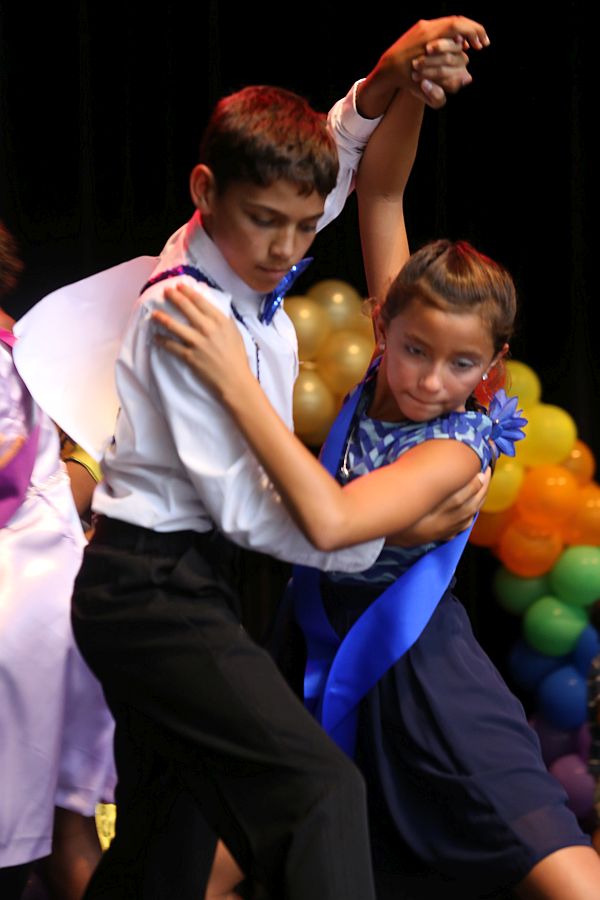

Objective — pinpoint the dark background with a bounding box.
[0,2,596,680]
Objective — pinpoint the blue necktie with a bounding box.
[259,258,313,325]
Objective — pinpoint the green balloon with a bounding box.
[493,567,549,616]
[523,595,588,656]
[549,545,600,607]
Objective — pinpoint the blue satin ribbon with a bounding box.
[140,265,221,296]
[259,258,313,325]
[140,259,313,327]
[292,368,474,757]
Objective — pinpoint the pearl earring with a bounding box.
[481,372,489,381]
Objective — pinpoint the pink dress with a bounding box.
[0,335,115,867]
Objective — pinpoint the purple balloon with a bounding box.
[576,722,592,763]
[549,752,595,819]
[529,714,578,766]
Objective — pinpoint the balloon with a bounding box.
[292,365,337,445]
[523,595,588,656]
[481,457,525,514]
[563,483,600,546]
[316,330,373,398]
[348,308,377,348]
[562,440,597,485]
[505,360,542,408]
[307,279,364,331]
[284,295,332,361]
[493,568,549,615]
[536,664,588,730]
[529,714,578,766]
[469,508,514,548]
[516,403,577,467]
[549,753,595,819]
[508,640,562,693]
[571,625,600,678]
[576,722,592,763]
[496,517,563,577]
[515,465,579,527]
[549,545,600,608]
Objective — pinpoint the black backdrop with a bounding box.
[0,2,596,674]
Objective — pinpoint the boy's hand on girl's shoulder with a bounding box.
[386,467,491,547]
[357,16,490,117]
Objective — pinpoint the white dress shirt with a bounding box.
[29,82,385,572]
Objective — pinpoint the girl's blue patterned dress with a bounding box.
[319,379,588,899]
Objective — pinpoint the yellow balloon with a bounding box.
[316,330,373,397]
[482,456,525,513]
[505,360,542,408]
[284,295,332,361]
[293,364,337,445]
[516,403,578,467]
[307,279,363,330]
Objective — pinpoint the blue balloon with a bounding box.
[536,665,588,730]
[571,624,600,677]
[508,638,563,692]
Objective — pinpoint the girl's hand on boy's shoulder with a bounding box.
[151,283,251,403]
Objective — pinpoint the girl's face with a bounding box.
[374,297,501,422]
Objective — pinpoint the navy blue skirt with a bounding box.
[320,582,589,898]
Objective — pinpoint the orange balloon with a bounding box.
[469,508,515,548]
[563,483,600,546]
[561,439,597,485]
[515,465,580,527]
[497,517,564,577]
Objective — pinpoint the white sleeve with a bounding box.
[318,79,384,233]
[146,301,383,572]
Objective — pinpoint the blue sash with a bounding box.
[292,372,474,756]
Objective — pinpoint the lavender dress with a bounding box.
[0,337,115,867]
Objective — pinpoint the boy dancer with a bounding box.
[22,17,489,900]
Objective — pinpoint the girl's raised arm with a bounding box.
[355,88,424,304]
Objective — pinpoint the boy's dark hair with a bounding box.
[381,239,517,353]
[199,85,339,197]
[0,220,23,298]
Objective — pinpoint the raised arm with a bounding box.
[355,16,490,117]
[355,88,424,303]
[152,285,481,551]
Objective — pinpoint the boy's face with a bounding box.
[192,167,325,293]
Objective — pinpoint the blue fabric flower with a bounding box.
[487,388,528,458]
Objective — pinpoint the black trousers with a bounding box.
[71,517,375,900]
